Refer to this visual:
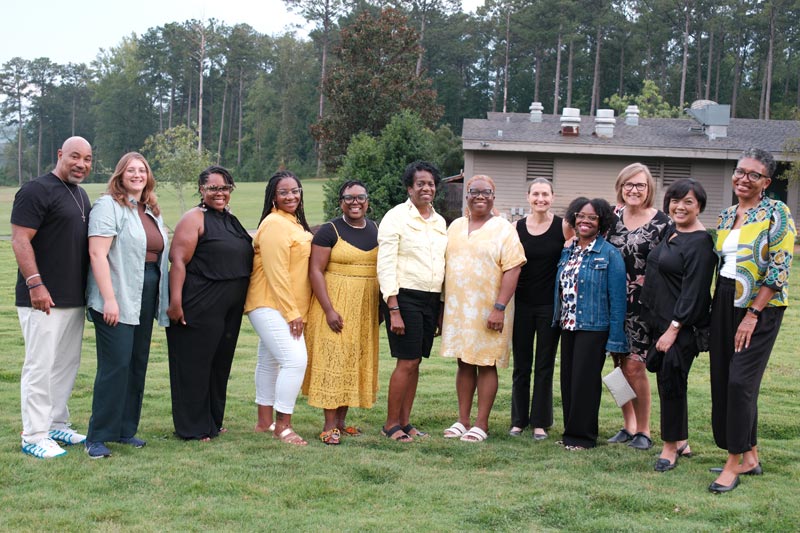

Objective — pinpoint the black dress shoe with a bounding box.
[654,456,677,472]
[709,475,740,493]
[628,432,653,450]
[709,463,763,476]
[607,428,633,444]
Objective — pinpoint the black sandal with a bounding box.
[381,425,412,442]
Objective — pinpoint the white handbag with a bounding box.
[602,367,637,407]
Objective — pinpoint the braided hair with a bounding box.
[259,170,311,232]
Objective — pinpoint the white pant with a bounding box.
[18,306,85,443]
[248,307,307,414]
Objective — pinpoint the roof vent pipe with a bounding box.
[595,109,615,138]
[625,105,639,126]
[560,107,581,136]
[529,101,544,123]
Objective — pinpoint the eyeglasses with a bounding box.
[203,185,234,193]
[622,182,647,192]
[575,213,599,222]
[733,168,766,182]
[467,189,494,198]
[277,187,302,197]
[340,194,369,204]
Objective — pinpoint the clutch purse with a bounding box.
[602,367,637,407]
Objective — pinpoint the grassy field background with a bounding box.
[0,180,799,531]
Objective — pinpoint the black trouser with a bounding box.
[560,329,608,448]
[655,326,699,442]
[87,263,159,442]
[511,302,560,429]
[709,277,785,454]
[167,275,249,440]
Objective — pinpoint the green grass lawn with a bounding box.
[0,178,328,237]
[0,242,798,531]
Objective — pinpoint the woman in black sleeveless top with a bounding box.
[509,178,572,440]
[166,166,254,441]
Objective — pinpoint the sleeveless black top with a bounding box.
[186,208,253,280]
[514,215,566,306]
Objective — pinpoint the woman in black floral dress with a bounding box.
[606,163,671,451]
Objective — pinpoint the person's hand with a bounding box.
[655,328,678,353]
[735,314,758,352]
[325,309,344,333]
[29,284,55,315]
[487,308,505,332]
[167,302,186,325]
[288,317,305,340]
[434,306,444,337]
[389,310,405,336]
[102,299,120,326]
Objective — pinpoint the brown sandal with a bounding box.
[338,426,362,437]
[275,427,307,446]
[319,428,341,445]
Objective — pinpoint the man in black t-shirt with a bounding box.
[11,136,93,459]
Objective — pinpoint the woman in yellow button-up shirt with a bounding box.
[245,170,313,446]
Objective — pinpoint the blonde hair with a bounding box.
[106,152,160,216]
[614,163,655,208]
[465,174,500,216]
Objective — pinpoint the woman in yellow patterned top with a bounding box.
[441,175,526,442]
[708,148,796,493]
[303,181,379,445]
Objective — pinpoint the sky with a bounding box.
[3,0,483,66]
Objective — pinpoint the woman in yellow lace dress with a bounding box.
[303,181,380,445]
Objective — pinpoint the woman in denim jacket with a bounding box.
[554,197,628,450]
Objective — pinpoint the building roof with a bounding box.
[463,112,800,161]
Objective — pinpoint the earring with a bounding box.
[272,200,277,209]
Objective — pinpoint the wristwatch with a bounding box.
[747,306,762,317]
[494,303,507,311]
[670,320,681,330]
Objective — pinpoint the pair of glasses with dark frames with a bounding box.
[203,185,234,193]
[340,194,369,204]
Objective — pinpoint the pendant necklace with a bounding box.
[342,216,366,229]
[59,178,86,222]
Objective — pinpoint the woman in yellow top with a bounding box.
[302,180,380,445]
[245,170,313,446]
[708,148,795,493]
[441,175,526,442]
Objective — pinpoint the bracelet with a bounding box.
[388,306,400,311]
[27,282,44,290]
[25,273,41,283]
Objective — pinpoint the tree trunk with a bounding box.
[714,34,723,102]
[237,70,244,167]
[168,82,175,129]
[71,94,77,136]
[731,35,745,118]
[37,117,42,177]
[533,51,541,103]
[317,22,330,177]
[705,30,713,100]
[618,39,624,97]
[415,14,427,77]
[764,5,775,120]
[679,9,690,107]
[758,59,767,119]
[566,39,574,107]
[502,9,511,113]
[217,74,228,164]
[186,75,193,128]
[590,26,602,115]
[645,42,652,80]
[694,29,703,100]
[553,31,562,115]
[197,29,206,153]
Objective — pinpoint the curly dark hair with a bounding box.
[663,178,707,213]
[338,179,369,198]
[565,197,615,235]
[258,170,311,231]
[401,161,441,188]
[198,165,235,187]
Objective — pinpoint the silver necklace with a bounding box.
[342,215,366,229]
[59,178,86,222]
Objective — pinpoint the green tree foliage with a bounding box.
[312,8,443,169]
[783,109,800,183]
[142,125,214,213]
[604,80,683,118]
[323,110,459,221]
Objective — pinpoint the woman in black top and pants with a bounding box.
[509,179,572,439]
[640,179,716,472]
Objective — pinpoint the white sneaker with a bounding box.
[22,437,67,459]
[49,428,87,445]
